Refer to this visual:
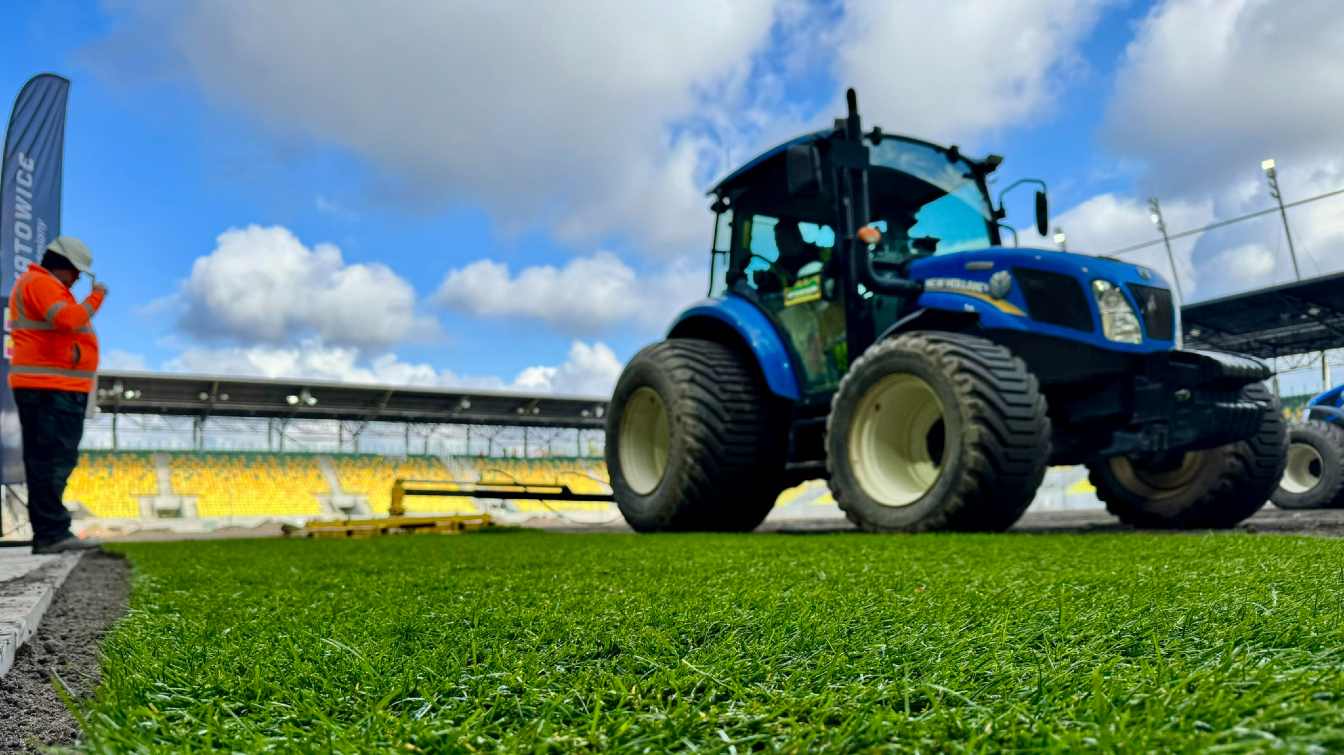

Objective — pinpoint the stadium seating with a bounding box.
[330,454,477,514]
[473,458,613,512]
[65,451,157,518]
[59,451,616,522]
[169,452,328,518]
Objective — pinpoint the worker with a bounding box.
[9,236,107,554]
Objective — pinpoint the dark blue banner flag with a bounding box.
[0,74,70,485]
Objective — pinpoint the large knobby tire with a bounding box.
[605,338,786,532]
[1089,382,1287,528]
[1271,419,1344,510]
[826,332,1051,532]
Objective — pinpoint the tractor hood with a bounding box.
[906,247,1179,353]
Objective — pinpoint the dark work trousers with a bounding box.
[13,388,87,545]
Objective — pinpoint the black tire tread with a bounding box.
[1090,382,1286,528]
[826,331,1051,532]
[1270,418,1344,510]
[607,338,784,531]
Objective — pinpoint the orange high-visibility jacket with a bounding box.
[7,263,103,393]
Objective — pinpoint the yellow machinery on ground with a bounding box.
[295,478,614,538]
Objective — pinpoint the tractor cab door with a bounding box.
[730,211,848,396]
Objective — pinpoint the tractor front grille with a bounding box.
[1013,268,1093,332]
[1127,283,1175,340]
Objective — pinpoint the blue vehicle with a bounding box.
[606,91,1285,532]
[1273,384,1344,509]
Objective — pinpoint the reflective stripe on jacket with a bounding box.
[8,264,103,393]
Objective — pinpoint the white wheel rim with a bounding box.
[848,373,946,507]
[1281,442,1323,495]
[619,387,670,495]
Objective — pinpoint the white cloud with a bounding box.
[99,349,149,371]
[512,341,623,396]
[162,338,619,397]
[90,1,781,255]
[1024,193,1214,295]
[1204,243,1277,288]
[1104,0,1344,193]
[434,252,702,335]
[175,225,437,349]
[836,0,1109,143]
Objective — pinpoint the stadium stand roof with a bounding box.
[93,371,609,429]
[1182,271,1344,359]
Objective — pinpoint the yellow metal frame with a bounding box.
[294,476,613,538]
[296,478,494,539]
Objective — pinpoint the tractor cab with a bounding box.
[705,95,1047,399]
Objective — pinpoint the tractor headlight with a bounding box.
[1091,279,1143,344]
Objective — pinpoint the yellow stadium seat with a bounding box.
[66,451,156,518]
[331,454,477,514]
[168,452,327,518]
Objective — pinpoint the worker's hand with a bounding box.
[92,282,108,298]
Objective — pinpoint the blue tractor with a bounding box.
[1272,385,1344,509]
[605,91,1286,532]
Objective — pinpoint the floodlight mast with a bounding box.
[1261,158,1301,281]
[1147,197,1184,303]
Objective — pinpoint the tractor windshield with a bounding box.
[867,138,995,257]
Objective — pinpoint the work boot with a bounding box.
[32,534,103,554]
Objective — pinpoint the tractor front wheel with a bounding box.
[606,338,786,532]
[1271,420,1344,509]
[826,332,1051,532]
[1089,382,1286,528]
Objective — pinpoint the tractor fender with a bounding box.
[1308,405,1344,424]
[1309,384,1344,410]
[877,305,981,342]
[668,297,802,401]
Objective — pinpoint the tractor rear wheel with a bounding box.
[1271,420,1344,509]
[825,332,1051,532]
[606,338,786,532]
[1089,382,1286,528]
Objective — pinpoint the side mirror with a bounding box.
[1034,191,1049,237]
[786,144,822,196]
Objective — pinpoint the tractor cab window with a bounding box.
[734,213,846,394]
[867,138,996,260]
[735,214,835,295]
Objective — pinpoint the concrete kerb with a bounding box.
[0,551,84,678]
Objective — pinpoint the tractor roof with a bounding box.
[709,128,988,197]
[710,129,832,196]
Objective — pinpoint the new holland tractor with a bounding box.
[605,90,1286,533]
[1272,384,1344,509]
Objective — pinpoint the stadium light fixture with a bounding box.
[198,391,209,401]
[286,394,300,406]
[1261,158,1276,177]
[458,398,471,411]
[594,405,605,418]
[219,393,229,402]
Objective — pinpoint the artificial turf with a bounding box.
[81,530,1344,752]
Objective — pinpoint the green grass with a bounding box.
[84,531,1344,752]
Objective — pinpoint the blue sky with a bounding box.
[2,0,1340,395]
